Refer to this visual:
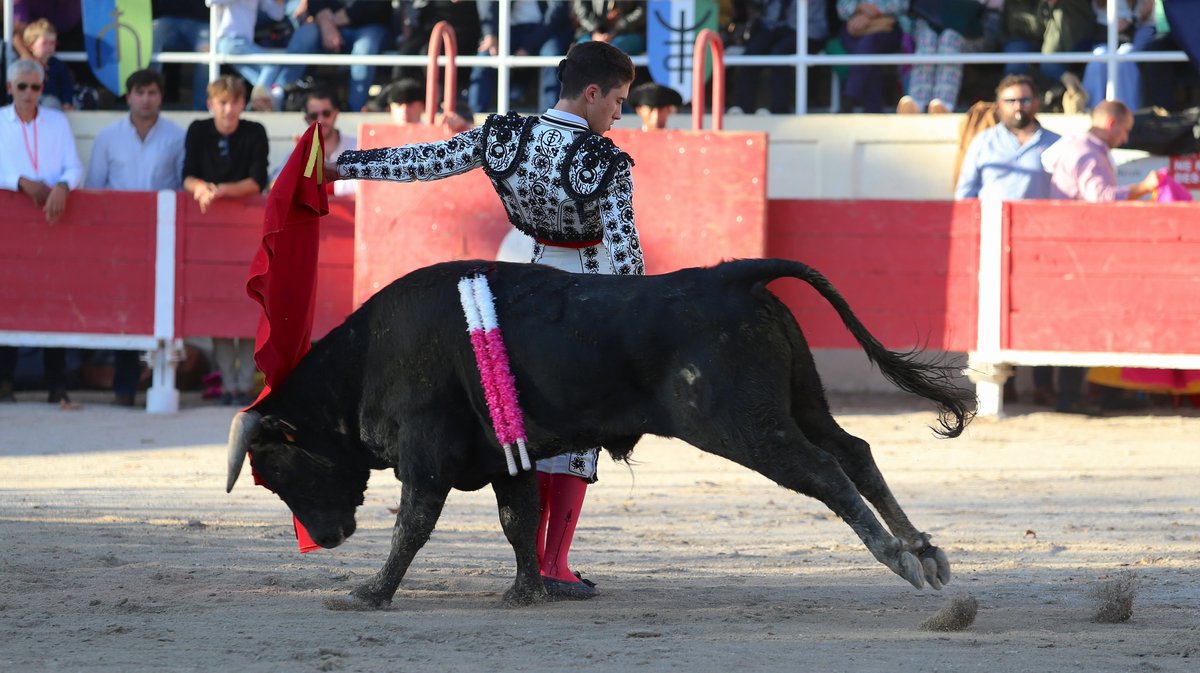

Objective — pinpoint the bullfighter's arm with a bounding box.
[600,162,644,275]
[333,126,485,182]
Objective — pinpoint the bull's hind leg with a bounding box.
[327,482,448,611]
[792,406,951,590]
[491,471,548,606]
[716,427,931,590]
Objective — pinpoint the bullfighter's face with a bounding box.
[228,413,369,548]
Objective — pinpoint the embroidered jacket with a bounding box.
[336,111,644,275]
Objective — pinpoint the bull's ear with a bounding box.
[260,415,299,443]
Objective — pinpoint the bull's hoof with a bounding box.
[501,580,548,608]
[919,545,951,589]
[896,551,926,589]
[322,587,391,611]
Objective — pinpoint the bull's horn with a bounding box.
[226,410,262,493]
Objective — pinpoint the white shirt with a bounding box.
[0,105,83,192]
[209,0,284,41]
[85,115,186,191]
[328,131,358,197]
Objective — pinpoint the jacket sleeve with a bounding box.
[476,0,497,38]
[336,126,485,182]
[599,161,644,275]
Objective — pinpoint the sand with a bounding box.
[2,392,1198,672]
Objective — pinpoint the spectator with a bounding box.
[275,89,358,196]
[1081,0,1155,112]
[628,81,681,130]
[262,0,393,112]
[1038,100,1158,414]
[468,0,574,113]
[381,77,473,132]
[183,75,270,406]
[21,19,74,111]
[1139,0,1194,112]
[836,0,905,113]
[153,0,213,111]
[897,0,985,114]
[391,0,481,87]
[730,0,829,115]
[10,1,84,55]
[208,0,291,105]
[955,74,1061,405]
[1001,0,1093,112]
[572,0,647,54]
[85,69,187,407]
[0,59,84,408]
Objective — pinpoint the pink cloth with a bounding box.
[1042,132,1130,202]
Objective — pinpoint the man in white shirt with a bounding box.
[0,58,84,407]
[85,68,186,407]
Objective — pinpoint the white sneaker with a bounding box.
[755,107,772,116]
[726,106,745,115]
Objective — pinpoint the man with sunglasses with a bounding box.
[85,68,186,408]
[183,74,270,407]
[955,75,1061,202]
[0,58,84,407]
[955,74,1061,406]
[303,90,356,196]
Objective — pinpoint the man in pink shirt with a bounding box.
[1042,100,1158,202]
[1039,100,1158,415]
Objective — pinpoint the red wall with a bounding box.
[1004,200,1200,354]
[0,190,157,335]
[766,200,980,351]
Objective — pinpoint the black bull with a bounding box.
[226,258,975,609]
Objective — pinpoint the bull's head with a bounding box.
[226,411,369,548]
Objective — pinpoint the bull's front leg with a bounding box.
[491,470,547,607]
[325,482,448,611]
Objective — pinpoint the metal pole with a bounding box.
[796,0,808,115]
[1105,0,1118,101]
[208,2,220,85]
[497,0,511,114]
[3,0,14,67]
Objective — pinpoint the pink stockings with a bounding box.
[536,472,588,582]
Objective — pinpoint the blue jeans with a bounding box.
[263,22,390,111]
[217,35,291,90]
[469,24,572,113]
[153,16,210,110]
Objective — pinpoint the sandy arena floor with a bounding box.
[1,392,1197,672]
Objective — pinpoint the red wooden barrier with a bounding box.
[1004,201,1200,354]
[766,199,980,351]
[0,190,157,335]
[353,124,770,304]
[175,194,356,340]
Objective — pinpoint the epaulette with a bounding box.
[561,132,634,202]
[480,112,535,179]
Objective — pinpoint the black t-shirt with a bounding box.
[182,118,269,191]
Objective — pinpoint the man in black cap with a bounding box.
[628,82,682,131]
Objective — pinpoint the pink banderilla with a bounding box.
[458,274,531,476]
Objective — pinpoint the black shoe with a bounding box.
[0,381,14,403]
[113,394,136,407]
[542,575,600,600]
[47,388,70,404]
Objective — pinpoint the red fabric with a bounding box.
[245,122,329,553]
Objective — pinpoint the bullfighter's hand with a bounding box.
[324,158,342,181]
[43,183,68,223]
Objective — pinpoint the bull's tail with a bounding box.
[724,258,976,438]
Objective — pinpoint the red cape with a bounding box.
[246,122,329,552]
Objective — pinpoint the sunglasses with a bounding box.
[218,137,230,158]
[15,82,43,92]
[304,109,336,122]
[1000,96,1033,106]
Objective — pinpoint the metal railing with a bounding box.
[3,0,1191,115]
